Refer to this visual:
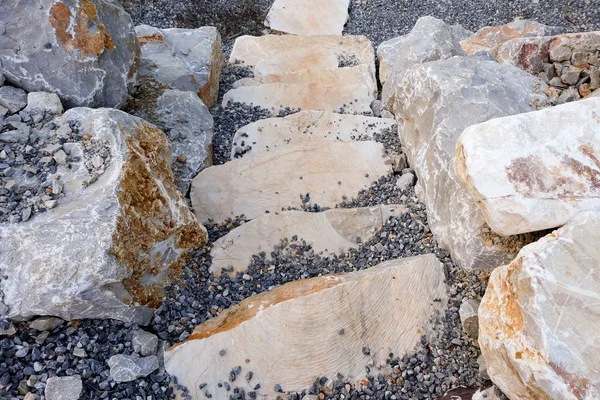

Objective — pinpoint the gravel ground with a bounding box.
[346,0,600,47]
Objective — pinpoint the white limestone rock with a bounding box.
[24,92,64,116]
[455,97,600,236]
[165,254,447,398]
[211,205,407,276]
[135,25,223,107]
[191,141,391,223]
[0,108,207,323]
[45,375,82,400]
[265,0,350,35]
[479,211,600,400]
[392,56,549,270]
[230,110,395,159]
[0,0,140,108]
[254,48,339,77]
[377,36,406,86]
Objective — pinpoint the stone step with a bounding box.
[229,34,375,73]
[164,254,447,399]
[222,81,374,115]
[265,0,350,36]
[210,205,408,276]
[253,47,339,77]
[230,110,395,159]
[190,141,391,223]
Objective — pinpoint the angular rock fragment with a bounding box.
[479,211,600,400]
[191,141,391,223]
[132,329,159,356]
[461,19,562,55]
[135,25,223,107]
[24,92,64,116]
[0,0,140,108]
[0,86,27,114]
[108,354,159,383]
[45,375,82,400]
[392,56,549,270]
[265,0,350,36]
[211,205,407,275]
[230,110,395,159]
[459,299,480,340]
[456,97,600,236]
[165,254,447,398]
[0,108,206,323]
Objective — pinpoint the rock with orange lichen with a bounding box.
[0,108,206,323]
[165,254,447,399]
[0,0,140,108]
[479,211,600,400]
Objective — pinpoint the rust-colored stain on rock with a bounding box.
[49,0,115,58]
[138,33,165,45]
[550,361,592,400]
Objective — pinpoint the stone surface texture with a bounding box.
[24,92,64,116]
[108,354,159,383]
[165,254,447,398]
[230,111,395,159]
[455,97,600,236]
[191,141,391,223]
[392,56,549,270]
[0,108,207,323]
[479,211,600,400]
[380,17,470,108]
[45,375,82,400]
[156,89,214,194]
[460,19,562,55]
[265,0,350,36]
[0,0,140,108]
[211,205,407,275]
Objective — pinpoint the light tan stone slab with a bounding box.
[191,141,391,223]
[455,97,600,236]
[229,35,375,71]
[210,205,408,275]
[254,48,339,77]
[165,254,447,398]
[479,211,600,400]
[222,81,374,115]
[230,110,395,159]
[265,0,350,36]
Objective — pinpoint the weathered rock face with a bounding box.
[479,211,600,400]
[0,0,140,108]
[265,0,350,36]
[460,19,562,55]
[156,90,214,194]
[230,111,395,159]
[191,141,391,223]
[165,254,447,398]
[392,56,549,270]
[211,205,407,275]
[134,25,223,107]
[380,17,470,108]
[455,97,600,236]
[0,108,206,323]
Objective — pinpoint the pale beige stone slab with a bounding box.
[190,141,391,223]
[254,48,339,77]
[165,254,447,398]
[230,110,395,159]
[455,97,600,236]
[264,0,350,36]
[479,211,600,400]
[210,205,407,275]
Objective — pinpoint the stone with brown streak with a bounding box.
[479,211,600,400]
[165,254,447,398]
[0,0,139,108]
[0,108,206,323]
[455,97,600,236]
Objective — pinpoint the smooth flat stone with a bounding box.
[265,0,351,36]
[254,47,339,77]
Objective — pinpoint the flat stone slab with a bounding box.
[265,0,350,36]
[479,211,600,400]
[229,35,374,72]
[165,254,447,398]
[230,110,395,159]
[191,141,391,223]
[211,205,407,275]
[254,47,339,77]
[455,97,600,236]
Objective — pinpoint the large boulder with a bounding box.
[0,0,140,108]
[479,211,600,400]
[455,97,600,236]
[135,25,223,108]
[0,108,206,323]
[165,254,447,398]
[392,56,550,270]
[380,17,470,108]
